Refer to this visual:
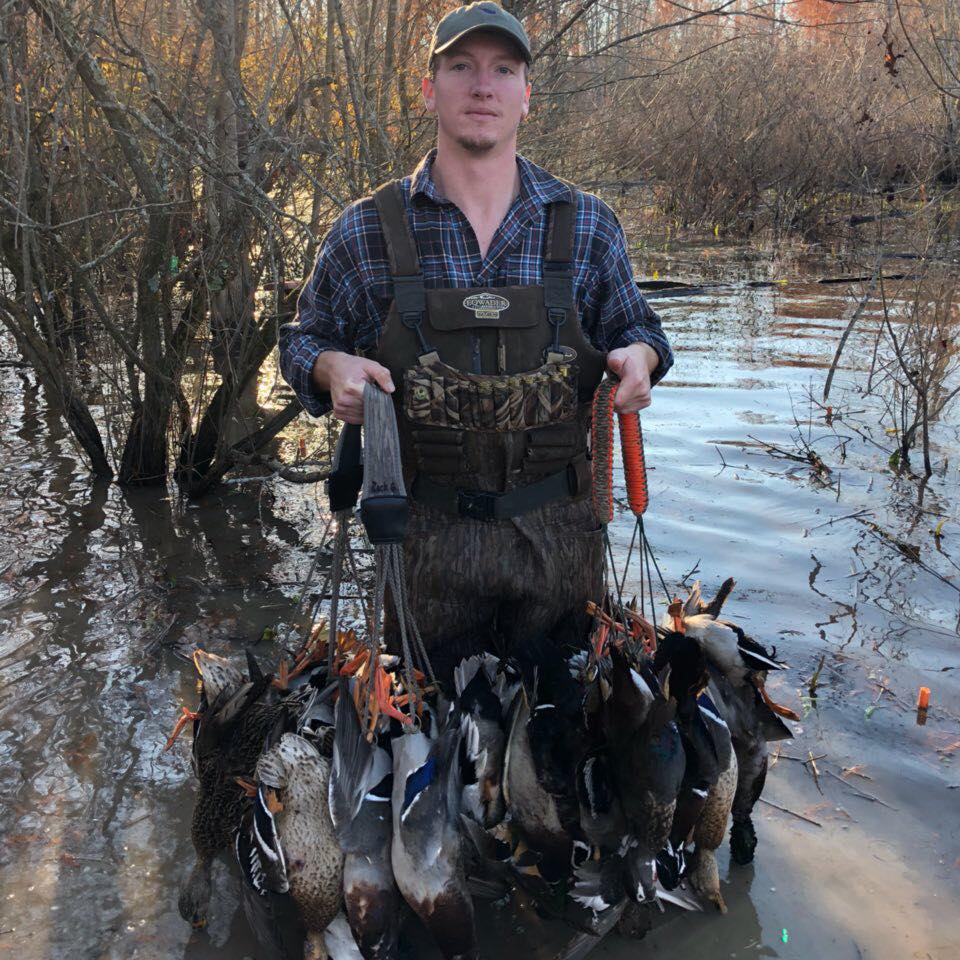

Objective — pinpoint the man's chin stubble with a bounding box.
[455,134,497,154]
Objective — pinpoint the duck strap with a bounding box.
[591,377,618,524]
[591,377,650,524]
[619,410,649,516]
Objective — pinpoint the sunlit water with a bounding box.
[1,252,958,959]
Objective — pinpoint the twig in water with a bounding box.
[759,797,823,827]
[808,509,873,531]
[826,770,896,809]
[714,445,728,473]
[808,655,827,699]
[678,559,701,588]
[806,751,823,794]
[776,752,827,764]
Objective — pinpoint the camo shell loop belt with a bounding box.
[404,351,579,433]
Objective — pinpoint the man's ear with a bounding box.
[521,81,531,120]
[422,74,436,113]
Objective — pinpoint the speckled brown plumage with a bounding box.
[688,748,738,912]
[256,734,344,947]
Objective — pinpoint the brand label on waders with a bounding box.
[463,293,509,320]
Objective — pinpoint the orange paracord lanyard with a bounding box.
[591,377,649,523]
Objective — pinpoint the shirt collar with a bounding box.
[410,148,573,208]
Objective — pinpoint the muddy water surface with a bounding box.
[1,252,958,960]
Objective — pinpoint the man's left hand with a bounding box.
[606,342,659,413]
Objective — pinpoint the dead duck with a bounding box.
[170,649,290,930]
[672,580,797,866]
[571,746,702,917]
[503,684,581,881]
[391,719,476,960]
[237,732,344,960]
[454,654,507,828]
[329,677,401,960]
[654,629,737,911]
[600,645,685,903]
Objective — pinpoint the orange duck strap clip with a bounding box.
[591,376,650,524]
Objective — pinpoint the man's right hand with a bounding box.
[311,351,395,424]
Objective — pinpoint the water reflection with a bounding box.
[1,259,958,958]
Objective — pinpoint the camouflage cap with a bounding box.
[428,2,532,66]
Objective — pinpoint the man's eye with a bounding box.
[498,66,514,74]
[452,62,469,71]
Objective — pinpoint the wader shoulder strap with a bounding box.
[544,189,577,352]
[546,188,577,266]
[372,180,431,353]
[373,180,421,276]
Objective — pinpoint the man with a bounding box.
[280,1,672,683]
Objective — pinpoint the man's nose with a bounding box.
[470,69,495,96]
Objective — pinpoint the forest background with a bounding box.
[1,0,957,492]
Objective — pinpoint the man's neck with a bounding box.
[430,138,521,217]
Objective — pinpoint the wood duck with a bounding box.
[236,732,344,960]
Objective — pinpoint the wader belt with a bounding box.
[411,458,585,522]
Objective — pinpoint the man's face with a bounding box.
[422,31,531,154]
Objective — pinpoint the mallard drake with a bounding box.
[672,579,796,866]
[454,655,507,828]
[329,678,400,960]
[501,643,588,882]
[172,649,291,929]
[601,645,685,903]
[652,628,734,908]
[572,746,701,916]
[391,720,476,960]
[237,732,344,960]
[503,683,579,881]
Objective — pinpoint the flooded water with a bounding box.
[1,249,958,959]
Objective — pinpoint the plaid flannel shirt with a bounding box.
[279,150,673,416]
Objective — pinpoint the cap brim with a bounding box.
[432,25,531,64]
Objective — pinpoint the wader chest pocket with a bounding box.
[411,426,465,476]
[405,355,580,432]
[523,423,580,477]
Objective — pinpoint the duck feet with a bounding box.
[729,817,757,865]
[687,848,726,913]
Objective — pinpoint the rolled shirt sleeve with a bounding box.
[578,197,673,385]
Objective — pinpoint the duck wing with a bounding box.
[456,659,507,827]
[392,726,461,867]
[236,785,289,895]
[717,620,787,672]
[576,750,626,852]
[236,840,305,960]
[571,855,627,913]
[330,678,391,845]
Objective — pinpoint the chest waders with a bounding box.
[369,180,607,680]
